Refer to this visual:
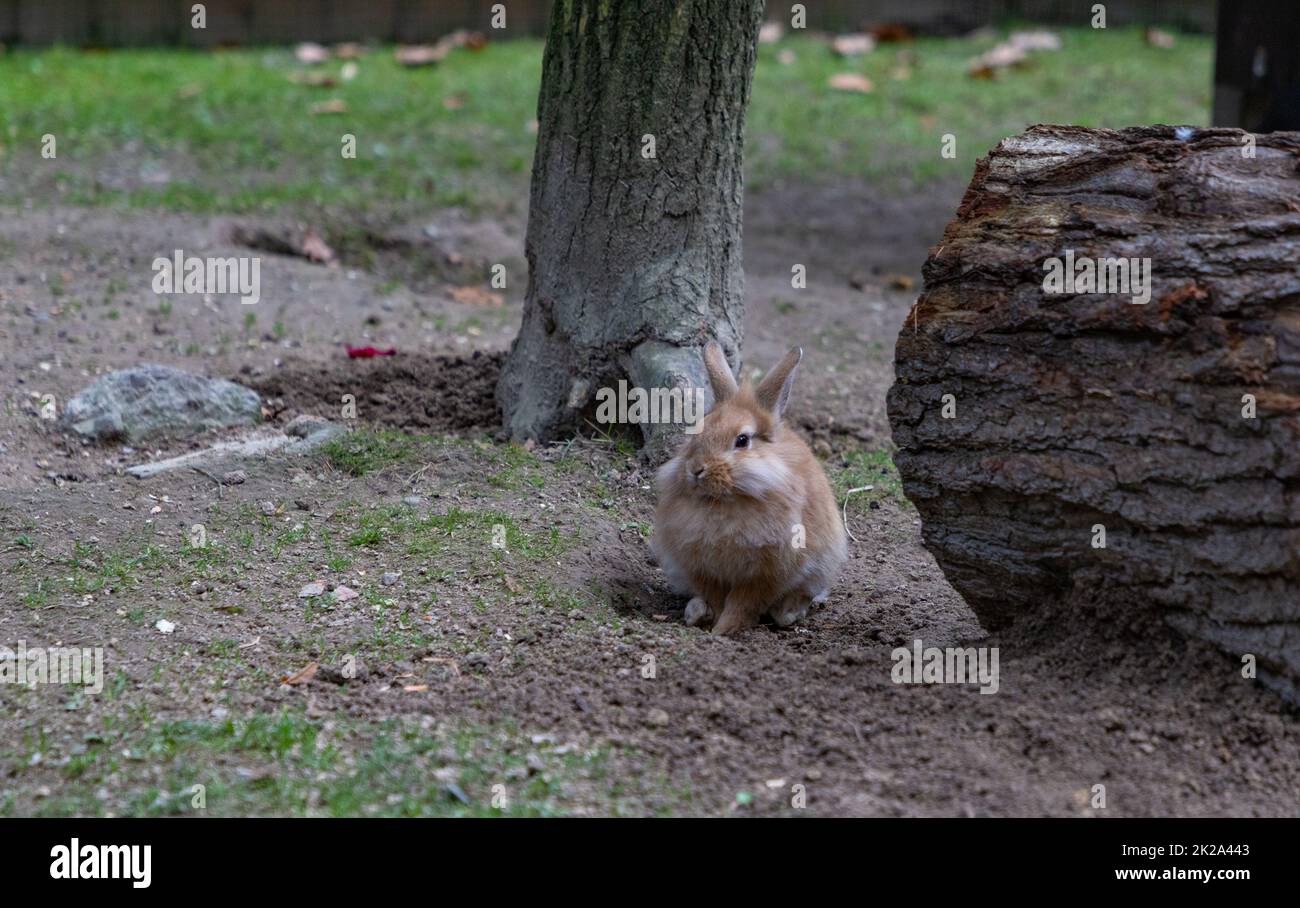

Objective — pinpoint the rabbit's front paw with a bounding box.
[684,597,711,627]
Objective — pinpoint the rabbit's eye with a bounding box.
[734,433,750,449]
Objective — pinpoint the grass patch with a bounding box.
[0,27,1210,216]
[833,448,910,508]
[320,428,422,476]
[15,711,638,817]
[342,503,572,562]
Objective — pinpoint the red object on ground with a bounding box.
[346,346,397,358]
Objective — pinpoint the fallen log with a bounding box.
[887,125,1300,703]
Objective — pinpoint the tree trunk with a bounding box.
[887,125,1300,703]
[497,0,765,456]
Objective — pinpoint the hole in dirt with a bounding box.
[247,351,503,434]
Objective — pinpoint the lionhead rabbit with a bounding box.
[651,342,848,635]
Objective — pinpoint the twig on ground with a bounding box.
[191,466,225,498]
[841,485,874,542]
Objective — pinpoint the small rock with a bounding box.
[464,652,488,668]
[222,469,247,485]
[645,708,670,727]
[332,585,359,602]
[298,581,327,598]
[155,619,176,634]
[381,572,400,586]
[60,364,261,443]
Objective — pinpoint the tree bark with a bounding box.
[887,125,1300,703]
[497,0,765,456]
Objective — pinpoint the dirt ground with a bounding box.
[2,181,1297,816]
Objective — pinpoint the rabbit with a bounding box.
[651,341,848,636]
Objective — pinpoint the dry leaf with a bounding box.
[295,42,329,65]
[289,70,336,88]
[177,83,202,99]
[778,49,796,66]
[283,661,319,685]
[310,98,348,115]
[300,229,336,263]
[828,73,874,94]
[869,23,914,43]
[403,684,429,693]
[443,92,467,111]
[395,44,449,67]
[334,42,367,60]
[759,21,784,44]
[832,34,876,57]
[1008,30,1061,52]
[449,286,504,307]
[1145,27,1176,49]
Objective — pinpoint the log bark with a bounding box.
[497,0,765,457]
[887,125,1300,703]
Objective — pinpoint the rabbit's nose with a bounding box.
[691,466,705,481]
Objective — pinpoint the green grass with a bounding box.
[320,428,423,476]
[19,710,635,817]
[833,448,910,508]
[747,26,1212,192]
[344,502,572,562]
[0,26,1211,216]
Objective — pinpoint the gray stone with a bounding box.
[62,364,261,443]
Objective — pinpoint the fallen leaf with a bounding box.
[300,229,336,263]
[778,49,796,66]
[1145,27,1176,49]
[869,23,914,43]
[449,286,504,307]
[310,98,348,115]
[1008,30,1061,52]
[443,92,467,111]
[283,661,319,685]
[334,42,367,60]
[340,61,359,81]
[395,43,451,67]
[295,42,329,65]
[832,34,876,57]
[828,73,874,94]
[759,21,784,44]
[177,83,202,99]
[288,70,336,88]
[403,684,429,693]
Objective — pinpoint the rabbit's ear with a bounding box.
[703,341,739,403]
[755,347,802,420]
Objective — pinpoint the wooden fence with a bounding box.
[0,0,1215,46]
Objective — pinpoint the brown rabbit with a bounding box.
[651,342,848,635]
